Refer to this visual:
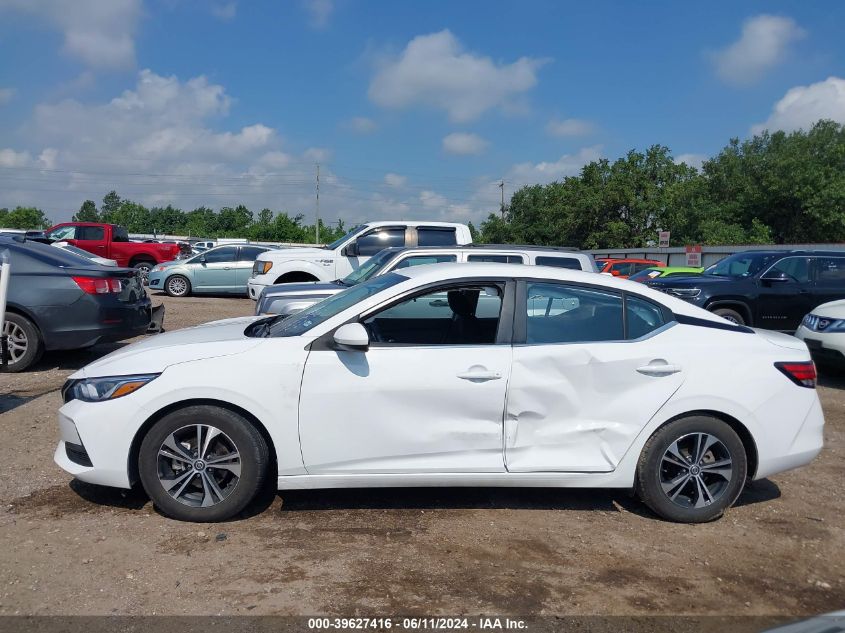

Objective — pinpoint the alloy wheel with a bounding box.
[2,320,28,364]
[157,424,241,508]
[659,432,734,509]
[167,276,188,296]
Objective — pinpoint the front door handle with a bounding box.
[457,368,502,382]
[636,362,682,376]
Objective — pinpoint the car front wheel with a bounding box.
[711,307,745,325]
[165,275,191,297]
[636,416,747,523]
[138,405,270,522]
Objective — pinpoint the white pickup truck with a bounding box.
[247,221,472,299]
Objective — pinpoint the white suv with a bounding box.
[247,221,471,299]
[255,244,598,316]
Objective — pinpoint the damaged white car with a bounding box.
[55,263,824,523]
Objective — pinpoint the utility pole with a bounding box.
[315,163,320,245]
[498,180,505,218]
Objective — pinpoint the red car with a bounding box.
[596,257,665,278]
[46,223,181,279]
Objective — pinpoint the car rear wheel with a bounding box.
[165,275,191,297]
[2,313,44,373]
[636,416,747,523]
[711,307,745,325]
[132,261,154,283]
[138,405,270,522]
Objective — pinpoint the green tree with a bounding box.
[2,206,51,230]
[73,200,99,222]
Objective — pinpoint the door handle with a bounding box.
[636,362,682,376]
[224,266,231,270]
[457,369,502,382]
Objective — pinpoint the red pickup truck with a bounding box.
[45,223,180,278]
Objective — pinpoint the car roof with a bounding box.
[363,220,467,228]
[379,244,583,255]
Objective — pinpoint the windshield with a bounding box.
[704,253,777,277]
[324,224,366,250]
[269,272,407,337]
[341,248,397,285]
[628,268,663,282]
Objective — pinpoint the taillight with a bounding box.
[774,361,817,388]
[72,276,122,295]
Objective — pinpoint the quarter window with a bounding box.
[356,227,405,256]
[364,285,503,345]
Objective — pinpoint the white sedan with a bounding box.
[54,263,824,523]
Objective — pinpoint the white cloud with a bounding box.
[345,116,377,134]
[712,14,805,85]
[369,30,547,123]
[303,0,333,29]
[751,76,845,134]
[211,2,237,20]
[546,118,594,137]
[0,87,15,105]
[0,0,142,69]
[508,146,603,185]
[0,148,31,167]
[384,173,407,188]
[442,132,489,155]
[674,153,707,169]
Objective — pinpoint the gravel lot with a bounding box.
[1,293,843,616]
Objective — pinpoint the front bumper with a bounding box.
[795,325,845,366]
[248,278,270,300]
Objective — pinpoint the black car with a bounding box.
[647,250,845,331]
[0,236,153,372]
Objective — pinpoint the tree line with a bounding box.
[477,120,845,248]
[2,120,844,248]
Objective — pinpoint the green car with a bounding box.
[628,266,704,283]
[147,244,274,297]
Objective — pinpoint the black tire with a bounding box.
[138,405,270,522]
[165,274,191,297]
[132,260,155,283]
[636,415,747,523]
[711,307,745,325]
[2,312,44,373]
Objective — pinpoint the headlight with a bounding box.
[154,265,167,272]
[827,319,845,332]
[254,261,273,275]
[665,287,701,299]
[67,374,160,403]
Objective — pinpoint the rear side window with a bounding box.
[237,246,267,261]
[535,256,582,270]
[467,254,525,264]
[77,226,105,241]
[417,227,457,246]
[112,226,130,242]
[357,227,405,256]
[816,257,845,285]
[525,283,624,344]
[392,254,457,269]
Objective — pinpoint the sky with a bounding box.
[1,0,844,226]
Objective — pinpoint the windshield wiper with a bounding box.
[333,278,351,286]
[249,315,283,338]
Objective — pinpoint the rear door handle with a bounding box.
[636,363,682,376]
[457,370,502,382]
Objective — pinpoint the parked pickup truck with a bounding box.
[247,221,472,299]
[46,223,181,279]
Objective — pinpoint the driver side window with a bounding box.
[769,257,810,283]
[363,284,503,345]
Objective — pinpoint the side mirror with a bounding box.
[198,255,207,263]
[343,241,360,257]
[761,270,790,283]
[333,323,369,351]
[610,269,621,277]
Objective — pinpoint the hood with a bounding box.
[650,274,748,288]
[73,316,264,378]
[264,280,344,297]
[810,299,845,319]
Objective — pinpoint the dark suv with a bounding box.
[647,250,845,331]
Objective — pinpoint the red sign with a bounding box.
[685,245,702,267]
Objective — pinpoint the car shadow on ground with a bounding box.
[27,342,129,373]
[818,369,845,390]
[68,479,149,511]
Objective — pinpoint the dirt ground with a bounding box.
[0,292,843,617]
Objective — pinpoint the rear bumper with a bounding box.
[754,395,825,480]
[40,295,152,351]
